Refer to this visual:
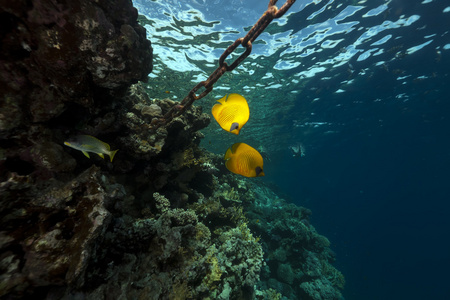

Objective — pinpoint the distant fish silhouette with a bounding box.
[211,93,249,135]
[64,135,118,162]
[224,143,264,177]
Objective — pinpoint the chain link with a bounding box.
[151,0,296,129]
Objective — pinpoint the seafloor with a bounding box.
[0,1,344,299]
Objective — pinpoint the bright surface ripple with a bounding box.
[133,0,450,153]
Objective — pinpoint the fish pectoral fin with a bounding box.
[97,153,105,159]
[82,151,91,159]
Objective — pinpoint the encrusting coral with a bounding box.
[244,184,346,299]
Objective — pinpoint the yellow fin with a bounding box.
[211,95,226,120]
[97,153,105,159]
[109,149,118,162]
[102,141,111,151]
[84,135,111,150]
[217,94,227,105]
[82,151,90,159]
[231,143,241,153]
[226,93,246,105]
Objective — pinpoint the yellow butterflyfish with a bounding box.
[211,93,250,135]
[64,135,118,162]
[224,143,265,177]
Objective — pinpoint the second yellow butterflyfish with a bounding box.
[211,93,249,135]
[224,143,265,177]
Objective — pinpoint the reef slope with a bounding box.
[0,1,344,299]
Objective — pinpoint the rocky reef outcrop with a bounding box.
[245,184,345,299]
[0,1,344,299]
[1,0,152,129]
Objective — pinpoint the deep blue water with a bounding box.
[267,53,450,299]
[269,108,450,299]
[134,0,450,298]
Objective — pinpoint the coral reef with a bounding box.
[245,184,345,300]
[0,1,344,299]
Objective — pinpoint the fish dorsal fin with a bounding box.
[218,94,228,104]
[231,143,242,154]
[225,93,244,104]
[103,141,110,151]
[212,95,227,119]
[86,135,111,150]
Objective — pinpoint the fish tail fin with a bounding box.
[109,149,119,162]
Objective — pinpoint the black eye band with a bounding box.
[230,122,239,131]
[255,166,263,176]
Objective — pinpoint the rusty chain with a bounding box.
[151,0,296,130]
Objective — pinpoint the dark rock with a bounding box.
[0,0,153,160]
[0,166,112,296]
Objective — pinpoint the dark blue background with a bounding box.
[266,50,450,299]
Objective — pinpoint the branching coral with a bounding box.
[241,182,345,299]
[321,261,345,290]
[202,245,223,290]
